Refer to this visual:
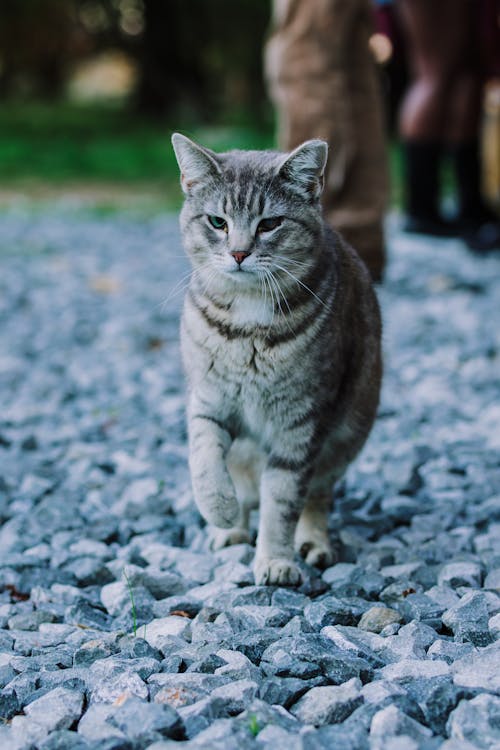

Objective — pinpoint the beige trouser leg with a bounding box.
[266,0,389,281]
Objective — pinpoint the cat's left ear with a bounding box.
[171,132,221,193]
[278,139,328,200]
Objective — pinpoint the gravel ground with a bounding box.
[0,207,499,750]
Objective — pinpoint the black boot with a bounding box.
[450,140,500,252]
[402,140,455,237]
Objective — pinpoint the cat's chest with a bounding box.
[184,295,284,378]
[229,295,275,328]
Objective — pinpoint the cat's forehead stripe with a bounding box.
[220,164,273,217]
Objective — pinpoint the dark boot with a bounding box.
[402,140,455,237]
[450,140,500,252]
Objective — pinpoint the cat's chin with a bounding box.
[218,269,260,289]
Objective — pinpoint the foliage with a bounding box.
[0,101,274,184]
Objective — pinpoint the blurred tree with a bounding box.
[0,0,271,123]
[135,0,271,121]
[0,0,84,98]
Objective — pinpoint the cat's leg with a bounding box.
[295,492,337,568]
[188,411,239,529]
[253,466,305,586]
[294,440,350,568]
[209,438,262,549]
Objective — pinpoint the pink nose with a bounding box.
[231,251,251,265]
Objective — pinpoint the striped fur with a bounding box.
[172,133,382,586]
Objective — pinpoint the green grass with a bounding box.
[0,101,274,184]
[0,100,415,212]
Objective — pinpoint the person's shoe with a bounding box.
[457,207,500,253]
[463,221,500,253]
[403,213,458,238]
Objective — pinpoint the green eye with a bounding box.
[257,217,283,233]
[208,215,228,231]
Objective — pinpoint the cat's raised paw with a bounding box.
[201,493,240,529]
[209,526,251,550]
[254,557,302,587]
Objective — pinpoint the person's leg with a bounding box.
[445,1,500,249]
[265,0,389,282]
[397,0,461,234]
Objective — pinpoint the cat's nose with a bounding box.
[231,250,251,265]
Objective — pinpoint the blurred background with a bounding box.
[0,0,498,214]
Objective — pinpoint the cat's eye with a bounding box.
[208,215,228,232]
[257,217,283,233]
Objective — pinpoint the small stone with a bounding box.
[271,588,309,615]
[117,635,161,661]
[77,704,128,743]
[427,639,473,663]
[357,606,402,633]
[214,649,261,683]
[111,478,161,518]
[261,633,372,684]
[439,740,481,750]
[7,610,56,631]
[255,724,303,748]
[290,678,363,726]
[0,690,20,721]
[24,687,84,732]
[211,679,259,716]
[321,625,385,668]
[380,562,424,581]
[361,680,424,723]
[101,580,155,619]
[177,696,225,739]
[224,605,291,630]
[489,612,500,638]
[107,696,184,743]
[149,673,230,708]
[38,729,90,750]
[397,592,444,628]
[369,705,433,750]
[379,580,424,606]
[442,590,492,646]
[452,642,500,692]
[447,694,500,749]
[73,639,116,666]
[65,601,112,631]
[438,561,483,589]
[322,563,357,587]
[144,616,191,651]
[229,628,282,663]
[140,568,187,599]
[259,676,325,708]
[425,585,461,610]
[380,659,450,682]
[63,557,113,587]
[213,562,254,585]
[380,495,421,520]
[484,569,500,592]
[304,595,370,628]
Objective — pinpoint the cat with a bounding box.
[171,132,382,586]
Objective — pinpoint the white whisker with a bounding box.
[272,263,328,309]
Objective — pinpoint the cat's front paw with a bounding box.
[294,527,338,569]
[296,539,337,569]
[253,557,302,587]
[209,526,251,550]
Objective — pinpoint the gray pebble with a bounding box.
[290,677,363,726]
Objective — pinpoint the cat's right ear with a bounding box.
[171,133,221,193]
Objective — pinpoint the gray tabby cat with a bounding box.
[171,132,382,586]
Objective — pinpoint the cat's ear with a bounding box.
[171,133,221,193]
[278,139,328,200]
